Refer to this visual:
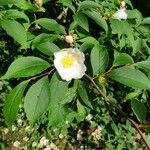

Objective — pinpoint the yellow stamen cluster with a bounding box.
[61,55,75,68]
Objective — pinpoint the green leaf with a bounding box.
[91,45,109,75]
[3,80,29,126]
[59,0,75,13]
[35,42,60,56]
[48,73,68,126]
[78,81,92,108]
[124,92,139,101]
[110,19,134,47]
[75,13,89,32]
[135,61,150,73]
[131,99,147,122]
[108,67,150,89]
[24,77,50,125]
[132,37,142,55]
[1,19,27,47]
[79,36,99,46]
[1,56,50,79]
[141,17,150,25]
[78,1,101,11]
[76,100,86,122]
[113,51,134,66]
[84,10,108,32]
[61,84,77,105]
[4,9,29,23]
[126,9,143,24]
[0,0,20,5]
[33,18,66,34]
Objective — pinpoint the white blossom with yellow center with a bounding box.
[113,8,127,20]
[54,48,86,81]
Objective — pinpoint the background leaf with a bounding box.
[3,80,29,126]
[24,77,50,125]
[131,99,147,122]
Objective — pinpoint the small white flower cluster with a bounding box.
[77,129,84,141]
[113,1,127,20]
[91,126,102,140]
[13,141,21,148]
[85,114,93,122]
[37,136,58,150]
[54,48,86,81]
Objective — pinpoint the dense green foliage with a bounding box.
[0,0,150,149]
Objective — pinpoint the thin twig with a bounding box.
[84,73,150,150]
[29,67,55,81]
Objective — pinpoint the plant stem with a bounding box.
[84,73,150,150]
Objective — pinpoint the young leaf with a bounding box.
[48,73,68,126]
[113,51,134,66]
[33,18,66,34]
[84,10,108,33]
[108,67,150,89]
[1,19,27,47]
[24,77,50,125]
[1,56,50,79]
[131,99,147,122]
[91,45,109,75]
[3,80,29,126]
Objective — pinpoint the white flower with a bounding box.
[54,48,86,81]
[13,141,20,147]
[113,8,127,20]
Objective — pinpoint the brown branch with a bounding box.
[84,73,150,150]
[29,67,55,81]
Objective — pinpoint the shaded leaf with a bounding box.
[24,77,50,125]
[3,80,29,126]
[131,99,147,122]
[84,10,108,32]
[1,19,27,47]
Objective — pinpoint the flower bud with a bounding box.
[120,1,126,8]
[65,35,74,44]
